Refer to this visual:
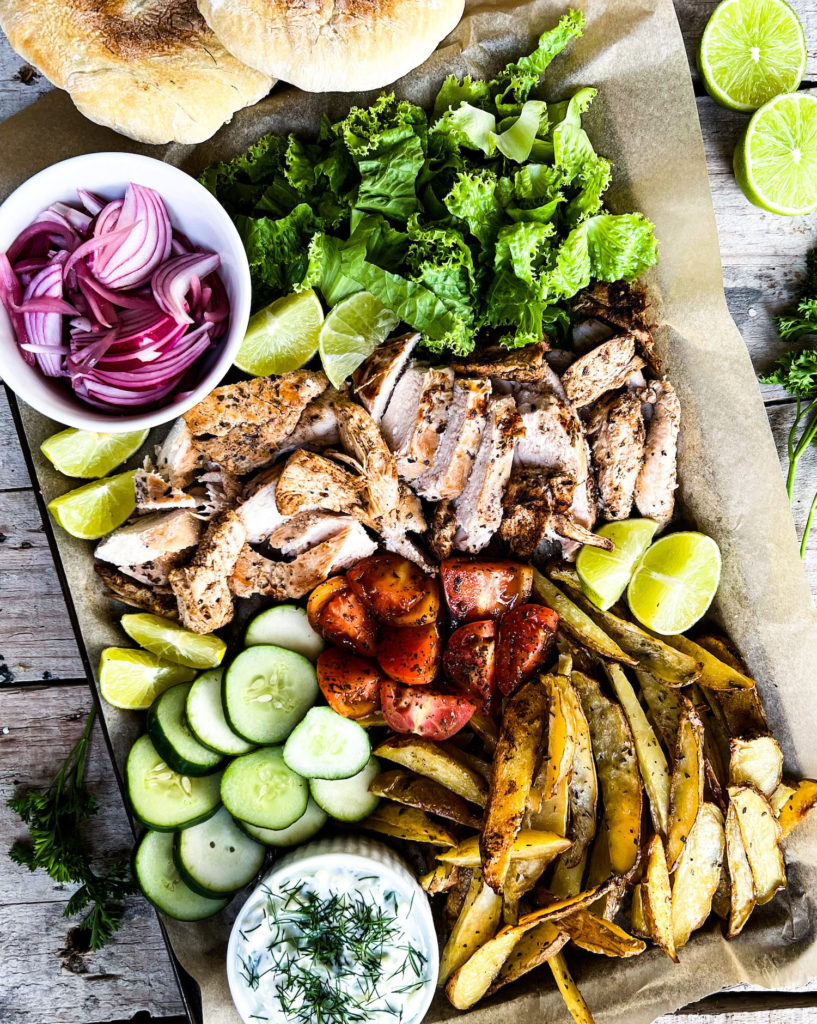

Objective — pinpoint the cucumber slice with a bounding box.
[127,734,221,831]
[135,830,227,920]
[223,645,318,745]
[283,706,370,780]
[310,756,381,822]
[147,683,224,776]
[173,807,265,898]
[186,670,254,757]
[244,605,325,662]
[221,747,308,830]
[238,797,328,847]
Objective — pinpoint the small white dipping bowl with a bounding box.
[0,152,250,431]
[227,836,439,1024]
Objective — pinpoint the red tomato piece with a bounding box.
[380,678,476,741]
[389,578,441,627]
[442,620,498,715]
[347,552,429,622]
[317,649,382,719]
[377,622,442,686]
[307,577,378,656]
[495,604,558,696]
[440,558,533,623]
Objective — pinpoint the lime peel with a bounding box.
[121,613,227,669]
[41,428,148,479]
[47,470,137,540]
[235,289,324,377]
[318,291,400,389]
[576,518,659,610]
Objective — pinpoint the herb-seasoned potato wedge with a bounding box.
[551,852,587,899]
[729,785,786,904]
[666,702,705,870]
[533,674,577,805]
[369,769,482,828]
[728,736,783,797]
[777,778,817,837]
[445,867,473,928]
[694,636,769,734]
[374,735,488,806]
[654,632,754,691]
[441,830,570,867]
[641,834,678,962]
[469,711,499,753]
[548,952,596,1024]
[725,801,756,938]
[439,868,503,986]
[572,671,642,874]
[559,910,646,958]
[630,883,648,936]
[536,775,570,837]
[487,921,568,994]
[636,669,684,752]
[562,680,598,867]
[359,804,458,846]
[420,862,460,894]
[671,803,725,948]
[712,861,731,921]
[769,783,797,816]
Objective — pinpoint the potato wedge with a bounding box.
[441,831,570,867]
[694,633,747,671]
[537,776,570,837]
[729,736,783,798]
[671,802,725,948]
[374,735,488,806]
[559,910,646,958]
[445,867,473,928]
[369,769,482,828]
[548,952,596,1024]
[488,921,568,994]
[562,680,598,867]
[630,883,648,936]
[469,711,499,753]
[419,862,460,894]
[606,664,670,835]
[586,827,612,888]
[729,785,786,904]
[439,868,503,986]
[725,801,756,938]
[693,637,769,735]
[636,669,684,752]
[359,804,457,846]
[777,779,817,837]
[534,674,577,804]
[533,571,636,665]
[481,678,550,891]
[655,632,754,691]
[666,702,705,870]
[692,685,730,807]
[641,834,678,962]
[769,783,797,816]
[551,852,588,899]
[712,861,731,921]
[572,671,642,874]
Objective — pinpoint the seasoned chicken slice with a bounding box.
[375,483,434,573]
[635,379,681,529]
[561,335,646,408]
[134,470,198,512]
[336,399,400,518]
[154,418,200,489]
[95,564,180,620]
[416,378,490,500]
[281,388,343,452]
[573,281,659,374]
[236,465,286,544]
[352,332,420,422]
[396,367,454,483]
[275,450,371,523]
[451,343,549,383]
[453,396,524,553]
[197,468,243,519]
[587,389,645,521]
[169,510,247,633]
[95,510,202,567]
[429,500,457,562]
[380,363,428,455]
[121,556,181,589]
[267,511,359,557]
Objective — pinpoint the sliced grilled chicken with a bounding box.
[95,510,201,568]
[635,379,681,529]
[573,281,660,375]
[561,334,645,408]
[121,556,180,589]
[587,389,645,521]
[198,468,243,518]
[169,510,246,633]
[429,501,457,561]
[416,378,490,500]
[275,450,371,523]
[267,511,358,557]
[453,396,524,553]
[134,470,199,512]
[395,367,454,483]
[154,418,200,489]
[336,399,400,518]
[380,363,428,455]
[352,332,420,422]
[281,388,343,452]
[95,564,180,620]
[451,343,550,383]
[236,465,286,544]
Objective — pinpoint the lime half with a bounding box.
[576,519,659,610]
[318,292,400,389]
[41,428,148,479]
[235,289,324,376]
[99,647,195,710]
[699,0,806,112]
[121,613,227,669]
[48,470,136,540]
[734,92,817,215]
[627,531,722,635]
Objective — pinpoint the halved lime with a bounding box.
[699,0,806,113]
[734,92,817,216]
[47,470,136,540]
[576,519,659,610]
[235,289,324,376]
[120,613,226,669]
[99,647,195,710]
[318,291,400,389]
[627,531,722,635]
[41,428,148,479]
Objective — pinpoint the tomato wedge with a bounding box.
[380,678,475,741]
[377,621,442,687]
[390,578,441,627]
[441,558,533,622]
[347,552,429,622]
[317,648,382,719]
[495,603,558,696]
[307,576,378,656]
[442,620,498,715]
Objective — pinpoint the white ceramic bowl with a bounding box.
[0,152,250,431]
[226,836,439,1024]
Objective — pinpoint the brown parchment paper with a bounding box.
[4,1,817,1022]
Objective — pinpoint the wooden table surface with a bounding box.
[2,3,817,1023]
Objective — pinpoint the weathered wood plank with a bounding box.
[0,391,35,490]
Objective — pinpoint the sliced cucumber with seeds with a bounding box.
[283,706,370,780]
[127,734,221,832]
[186,670,254,757]
[135,830,227,921]
[310,756,381,822]
[221,747,308,830]
[148,683,224,776]
[223,645,318,745]
[173,807,265,898]
[244,605,324,662]
[239,797,328,847]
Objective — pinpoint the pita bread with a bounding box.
[0,0,274,144]
[196,0,465,92]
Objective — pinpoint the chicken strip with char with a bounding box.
[634,379,681,529]
[169,510,246,633]
[561,334,646,408]
[587,389,645,521]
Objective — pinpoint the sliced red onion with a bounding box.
[0,253,30,364]
[77,190,105,216]
[93,184,172,289]
[23,261,65,377]
[152,252,220,325]
[50,202,93,236]
[17,296,77,316]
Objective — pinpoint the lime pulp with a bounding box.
[235,289,324,376]
[576,518,659,610]
[47,470,136,540]
[40,428,148,479]
[318,291,400,389]
[99,647,195,710]
[121,613,227,669]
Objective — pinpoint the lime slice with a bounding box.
[121,613,227,669]
[235,289,324,376]
[47,470,136,540]
[627,531,722,635]
[576,519,659,610]
[318,292,400,389]
[99,647,195,710]
[699,0,806,113]
[41,428,148,479]
[734,92,817,215]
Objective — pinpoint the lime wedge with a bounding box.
[47,470,136,540]
[627,532,722,635]
[235,289,324,376]
[121,613,227,669]
[734,92,817,215]
[318,292,400,389]
[41,428,148,479]
[699,0,806,113]
[576,519,659,610]
[99,647,195,710]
